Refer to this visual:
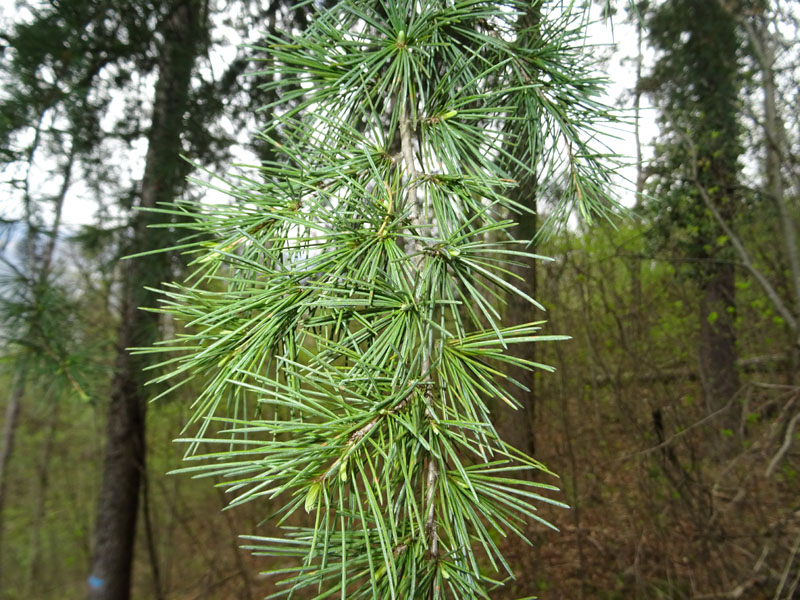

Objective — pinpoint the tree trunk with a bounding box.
[500,208,539,458]
[0,110,74,588]
[26,397,60,594]
[646,0,744,451]
[698,260,741,437]
[747,15,800,378]
[0,367,26,584]
[88,2,202,598]
[494,4,541,459]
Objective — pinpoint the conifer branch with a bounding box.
[148,3,621,596]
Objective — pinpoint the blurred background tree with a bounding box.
[0,0,309,597]
[642,0,745,447]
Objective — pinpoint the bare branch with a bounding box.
[765,410,800,477]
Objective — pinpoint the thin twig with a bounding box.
[620,392,741,461]
[773,529,800,600]
[425,453,440,558]
[765,410,800,477]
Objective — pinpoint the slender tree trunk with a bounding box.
[0,112,51,586]
[0,366,26,583]
[633,8,646,203]
[26,397,60,594]
[88,2,202,598]
[630,12,645,344]
[745,15,800,377]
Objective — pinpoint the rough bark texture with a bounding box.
[493,4,541,459]
[698,260,740,434]
[647,0,744,449]
[87,2,202,598]
[499,208,539,458]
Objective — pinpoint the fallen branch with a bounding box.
[765,410,800,477]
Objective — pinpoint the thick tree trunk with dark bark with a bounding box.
[646,0,744,453]
[692,5,742,442]
[498,208,539,458]
[87,2,202,598]
[493,5,541,460]
[699,260,741,437]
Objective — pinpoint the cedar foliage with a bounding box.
[146,1,619,597]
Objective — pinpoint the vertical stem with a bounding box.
[22,112,46,270]
[89,2,202,597]
[39,144,75,283]
[399,91,440,560]
[425,452,440,559]
[745,16,800,352]
[399,101,418,213]
[0,366,27,585]
[633,8,646,201]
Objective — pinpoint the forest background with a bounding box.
[0,0,799,599]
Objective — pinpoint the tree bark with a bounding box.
[648,0,744,449]
[698,260,741,435]
[500,208,539,458]
[26,397,60,594]
[87,2,202,598]
[494,4,542,459]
